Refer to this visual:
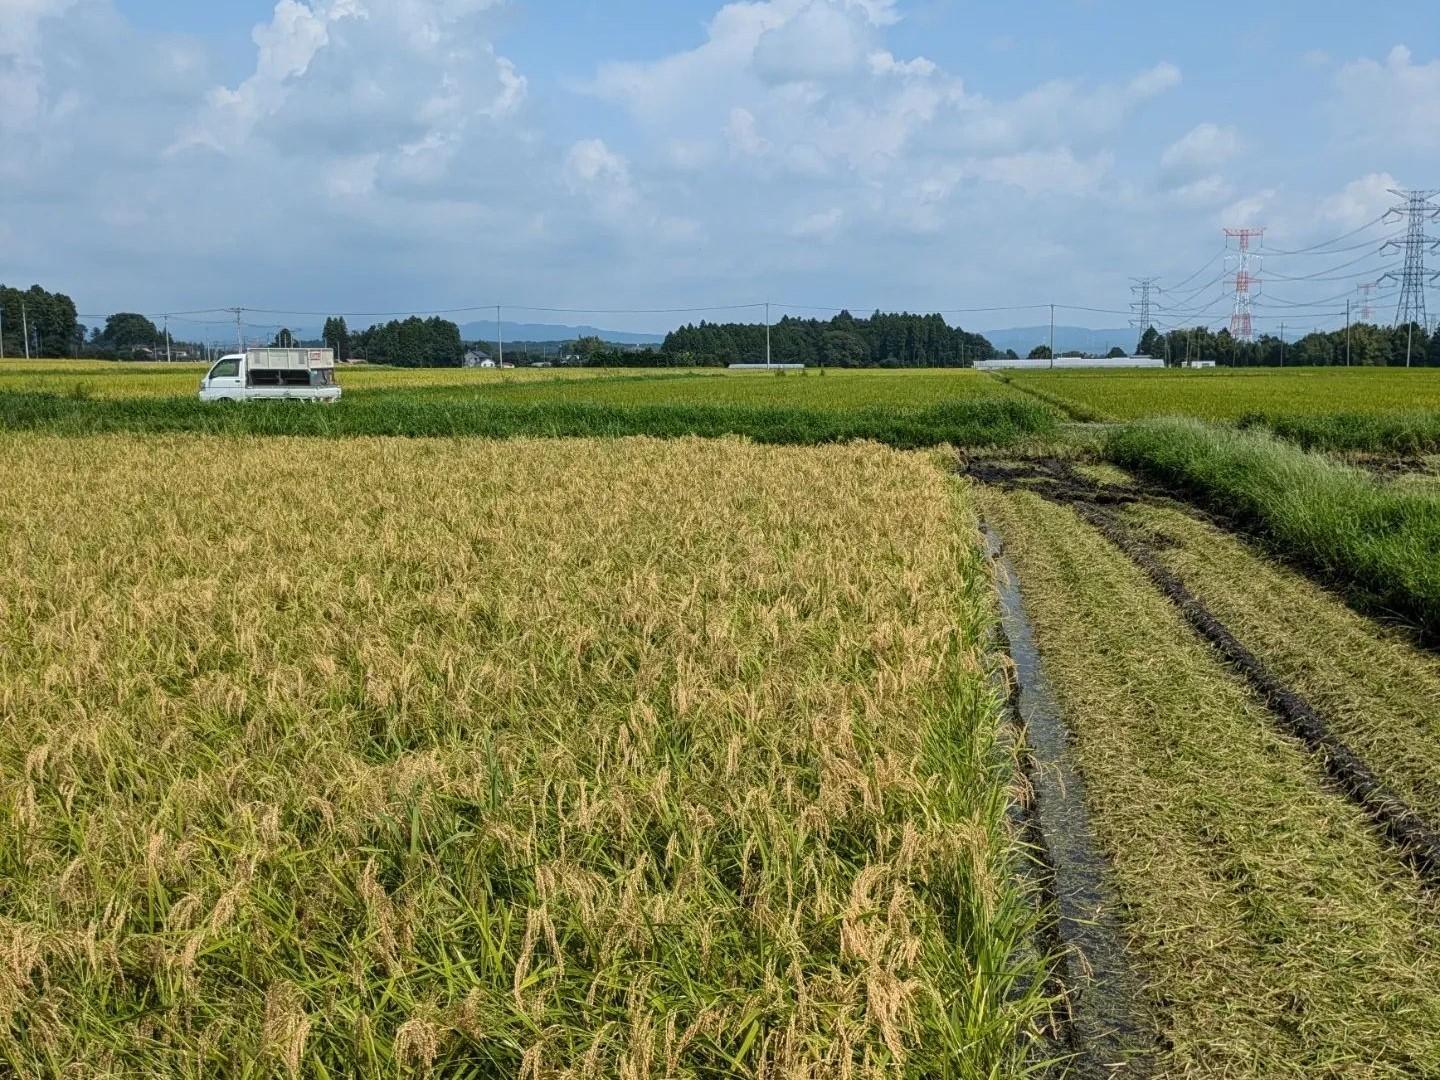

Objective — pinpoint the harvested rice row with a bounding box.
[1125,502,1440,827]
[976,485,1440,1078]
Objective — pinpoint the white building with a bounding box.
[974,356,1164,371]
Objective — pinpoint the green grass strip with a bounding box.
[1106,417,1440,640]
[0,392,1056,450]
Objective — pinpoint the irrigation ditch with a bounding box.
[985,530,1157,1078]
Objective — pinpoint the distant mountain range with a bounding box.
[979,326,1138,356]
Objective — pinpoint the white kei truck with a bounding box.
[198,348,342,403]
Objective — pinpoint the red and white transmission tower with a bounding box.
[1357,282,1376,323]
[1224,227,1264,341]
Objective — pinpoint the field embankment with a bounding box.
[0,433,1049,1076]
[0,391,1057,449]
[977,484,1440,1076]
[1105,418,1440,640]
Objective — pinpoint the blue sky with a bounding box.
[4,0,1437,337]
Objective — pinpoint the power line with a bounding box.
[1258,214,1391,256]
[1263,248,1399,281]
[1165,248,1225,292]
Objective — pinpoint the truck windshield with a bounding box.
[209,358,240,380]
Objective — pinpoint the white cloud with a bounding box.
[1161,123,1241,177]
[869,50,936,79]
[3,0,1226,328]
[177,0,523,162]
[1170,175,1235,207]
[1318,172,1399,226]
[752,1,878,84]
[1158,123,1240,206]
[1334,45,1440,150]
[726,107,770,156]
[0,0,563,313]
[566,137,631,189]
[1219,190,1274,228]
[0,0,84,132]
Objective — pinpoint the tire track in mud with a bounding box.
[985,528,1157,1078]
[966,455,1440,885]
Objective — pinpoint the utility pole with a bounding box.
[1049,303,1055,369]
[164,315,172,363]
[1345,300,1351,366]
[21,301,30,361]
[1380,189,1439,331]
[496,305,504,368]
[765,301,771,367]
[1224,227,1264,342]
[1279,322,1285,367]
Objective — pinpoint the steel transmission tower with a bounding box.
[1356,282,1376,323]
[1380,189,1440,329]
[1130,277,1160,332]
[1224,227,1264,342]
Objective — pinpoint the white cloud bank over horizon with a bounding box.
[0,0,1434,332]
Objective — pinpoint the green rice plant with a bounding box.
[1007,367,1440,421]
[456,367,1029,411]
[0,391,1057,449]
[1106,417,1440,639]
[0,434,1052,1077]
[1242,409,1440,455]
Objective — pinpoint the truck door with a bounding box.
[205,356,244,397]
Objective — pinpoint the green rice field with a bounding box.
[1004,366,1440,421]
[9,360,1440,424]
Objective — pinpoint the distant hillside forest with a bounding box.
[659,312,1001,367]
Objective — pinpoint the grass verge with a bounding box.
[0,433,1049,1076]
[0,391,1057,449]
[976,485,1440,1077]
[1106,417,1440,639]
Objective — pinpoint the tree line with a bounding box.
[1,284,80,357]
[660,311,1000,367]
[1136,323,1440,367]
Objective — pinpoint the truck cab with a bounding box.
[199,348,342,403]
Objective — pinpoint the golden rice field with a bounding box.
[0,434,1045,1077]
